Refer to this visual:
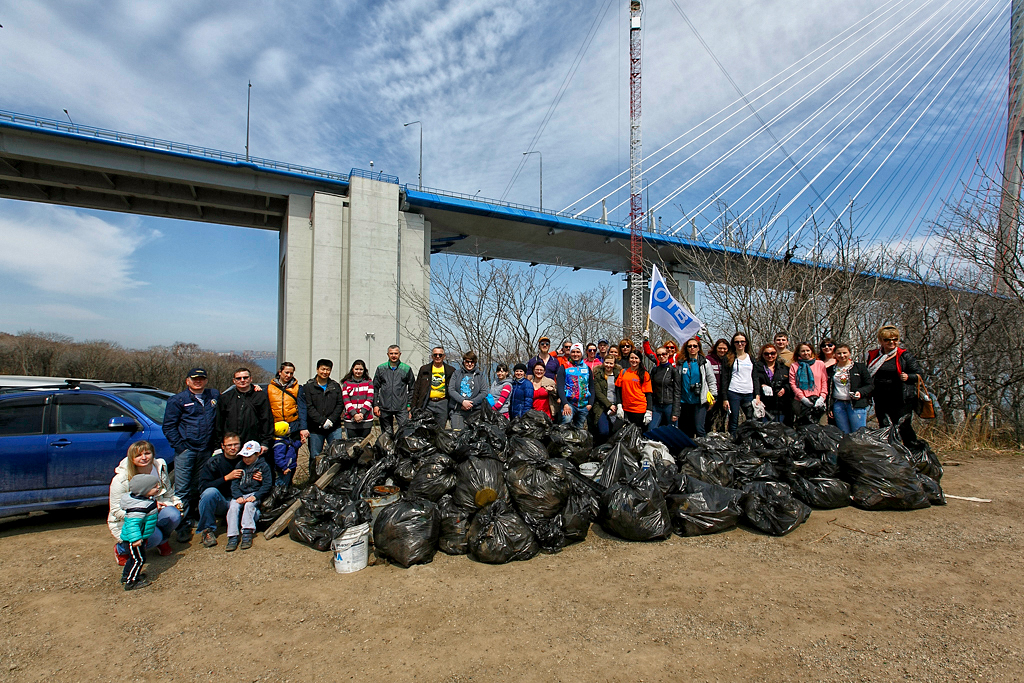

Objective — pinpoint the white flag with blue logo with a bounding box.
[648,264,703,342]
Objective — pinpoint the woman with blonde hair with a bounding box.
[866,325,924,447]
[108,440,181,567]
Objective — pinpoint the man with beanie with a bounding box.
[556,343,594,429]
[119,473,161,590]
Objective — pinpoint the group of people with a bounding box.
[106,326,925,589]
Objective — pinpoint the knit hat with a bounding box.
[129,473,160,497]
[513,363,528,374]
[570,343,584,354]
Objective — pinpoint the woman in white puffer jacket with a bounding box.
[108,440,182,565]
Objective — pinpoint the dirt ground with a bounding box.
[0,449,1020,683]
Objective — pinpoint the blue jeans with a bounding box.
[172,448,211,527]
[833,401,867,434]
[649,403,675,429]
[117,505,180,552]
[678,403,707,438]
[727,391,755,434]
[559,403,590,429]
[197,487,230,534]
[307,427,345,471]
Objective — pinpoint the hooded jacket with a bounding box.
[162,387,220,454]
[488,378,513,415]
[373,361,416,412]
[107,457,179,541]
[449,365,487,410]
[506,378,535,418]
[216,386,273,449]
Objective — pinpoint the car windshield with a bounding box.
[114,389,170,423]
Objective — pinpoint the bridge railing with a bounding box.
[405,183,631,230]
[0,109,350,184]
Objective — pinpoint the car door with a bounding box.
[0,395,50,496]
[48,394,140,491]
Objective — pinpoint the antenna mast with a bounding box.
[628,0,645,339]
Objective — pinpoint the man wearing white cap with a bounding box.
[555,343,594,429]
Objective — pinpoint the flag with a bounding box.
[648,264,703,343]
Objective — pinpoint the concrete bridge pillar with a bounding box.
[276,176,430,381]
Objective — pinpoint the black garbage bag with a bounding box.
[476,421,509,456]
[317,438,363,472]
[731,450,779,486]
[594,442,640,488]
[508,409,552,441]
[679,448,734,488]
[507,436,550,466]
[287,511,343,551]
[521,512,566,553]
[322,465,369,498]
[917,472,946,505]
[741,481,811,536]
[562,478,599,544]
[259,479,301,525]
[667,475,743,536]
[652,458,680,496]
[407,453,457,502]
[838,427,930,511]
[786,475,850,509]
[612,422,644,453]
[599,467,672,541]
[798,423,843,457]
[452,455,510,511]
[437,494,473,555]
[908,443,943,481]
[298,486,348,517]
[548,425,594,465]
[397,434,436,458]
[452,428,496,462]
[505,456,572,519]
[399,409,438,441]
[434,429,457,455]
[694,433,741,464]
[734,420,796,451]
[393,458,418,487]
[372,498,440,567]
[467,500,540,564]
[331,498,372,529]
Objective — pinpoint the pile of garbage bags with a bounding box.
[281,406,944,567]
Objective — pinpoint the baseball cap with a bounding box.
[598,339,610,345]
[239,440,261,458]
[538,336,551,344]
[187,368,208,379]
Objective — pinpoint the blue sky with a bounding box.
[0,0,1008,350]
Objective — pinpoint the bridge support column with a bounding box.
[277,177,430,381]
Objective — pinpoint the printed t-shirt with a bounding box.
[616,368,652,414]
[430,365,446,400]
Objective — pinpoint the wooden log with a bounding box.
[263,431,376,540]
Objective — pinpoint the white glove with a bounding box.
[761,385,773,397]
[643,329,650,341]
[643,410,653,425]
[814,397,826,410]
[801,397,813,407]
[322,419,333,429]
[616,405,625,420]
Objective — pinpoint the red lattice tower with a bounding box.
[628,0,645,339]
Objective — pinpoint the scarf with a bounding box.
[868,348,898,377]
[795,359,816,391]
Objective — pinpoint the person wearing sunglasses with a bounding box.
[216,366,273,456]
[448,350,487,430]
[866,325,924,447]
[676,337,717,437]
[721,332,762,434]
[755,343,790,424]
[412,346,455,430]
[583,343,603,370]
[642,328,678,367]
[649,346,680,429]
[704,338,731,433]
[617,338,637,370]
[527,336,561,380]
[818,338,838,369]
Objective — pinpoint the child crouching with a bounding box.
[226,440,273,552]
[120,473,161,591]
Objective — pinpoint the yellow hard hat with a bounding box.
[274,421,290,437]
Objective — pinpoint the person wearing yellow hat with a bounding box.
[267,362,301,485]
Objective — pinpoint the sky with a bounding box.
[0,0,1009,351]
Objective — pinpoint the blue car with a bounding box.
[0,384,175,517]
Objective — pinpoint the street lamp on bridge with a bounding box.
[404,120,422,189]
[523,150,542,210]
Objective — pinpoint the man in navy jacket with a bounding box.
[162,368,220,542]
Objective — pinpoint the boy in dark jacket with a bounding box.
[226,441,273,552]
[298,359,344,476]
[120,473,161,590]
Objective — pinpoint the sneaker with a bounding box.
[156,542,173,556]
[124,578,151,591]
[121,572,147,584]
[201,529,217,548]
[225,536,239,552]
[115,544,128,567]
[175,526,193,544]
[240,530,254,550]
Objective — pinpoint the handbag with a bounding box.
[915,377,936,419]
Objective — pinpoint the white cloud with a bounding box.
[0,205,154,297]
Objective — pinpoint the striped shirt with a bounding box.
[341,379,374,423]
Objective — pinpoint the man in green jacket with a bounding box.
[373,345,415,435]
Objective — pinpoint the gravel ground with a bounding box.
[0,449,1020,682]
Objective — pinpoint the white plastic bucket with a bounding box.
[579,462,599,480]
[332,523,370,573]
